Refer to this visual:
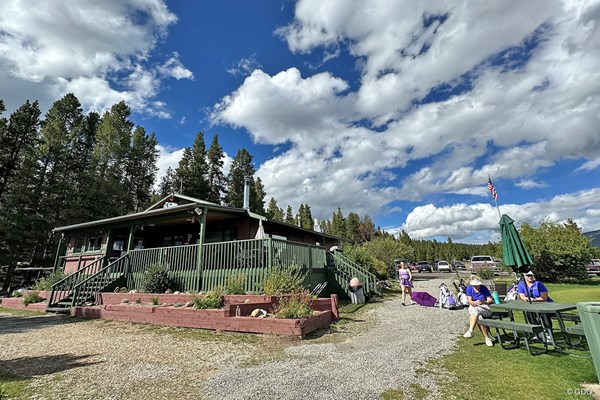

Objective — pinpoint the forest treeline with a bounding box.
[1,94,570,289]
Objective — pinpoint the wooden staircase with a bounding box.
[328,250,379,299]
[47,255,128,313]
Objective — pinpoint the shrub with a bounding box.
[262,265,306,295]
[23,291,44,305]
[275,291,313,319]
[11,290,22,298]
[193,288,224,309]
[119,287,129,293]
[474,264,495,280]
[150,296,160,306]
[33,271,66,291]
[226,274,246,295]
[141,263,173,293]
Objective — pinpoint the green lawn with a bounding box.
[434,282,599,400]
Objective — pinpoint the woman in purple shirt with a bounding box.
[518,270,553,334]
[463,276,495,347]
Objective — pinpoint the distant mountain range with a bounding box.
[584,230,600,248]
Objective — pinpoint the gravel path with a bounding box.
[1,278,468,399]
[201,278,467,399]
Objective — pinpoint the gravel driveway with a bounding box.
[1,278,467,399]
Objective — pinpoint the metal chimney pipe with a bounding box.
[243,176,251,210]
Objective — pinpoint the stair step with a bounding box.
[46,307,71,314]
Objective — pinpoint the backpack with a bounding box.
[505,285,519,301]
[438,283,457,309]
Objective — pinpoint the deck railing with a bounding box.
[71,254,129,306]
[127,245,199,291]
[48,256,106,307]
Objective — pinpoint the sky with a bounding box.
[1,0,600,243]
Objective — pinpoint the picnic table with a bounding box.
[489,301,577,350]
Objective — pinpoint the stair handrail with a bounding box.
[329,251,379,295]
[48,256,106,307]
[71,254,129,307]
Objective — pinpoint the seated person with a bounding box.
[518,270,553,335]
[463,275,495,347]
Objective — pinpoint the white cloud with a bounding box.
[402,188,600,241]
[226,54,262,77]
[516,179,548,189]
[576,157,600,172]
[212,0,600,235]
[0,0,191,117]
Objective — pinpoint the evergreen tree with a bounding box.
[358,215,375,242]
[91,101,135,217]
[157,167,177,198]
[298,204,313,230]
[345,212,361,242]
[175,131,209,199]
[224,148,255,208]
[0,100,41,202]
[265,197,284,221]
[126,126,158,211]
[251,176,266,214]
[285,205,295,224]
[331,208,345,238]
[206,134,226,204]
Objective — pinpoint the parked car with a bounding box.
[416,261,432,273]
[437,260,451,273]
[453,261,466,270]
[586,259,600,276]
[470,255,500,273]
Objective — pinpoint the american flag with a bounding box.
[488,177,498,200]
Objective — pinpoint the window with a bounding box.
[74,237,85,253]
[86,236,102,252]
[113,240,125,251]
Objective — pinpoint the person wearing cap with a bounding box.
[463,275,495,347]
[517,271,553,303]
[518,270,554,338]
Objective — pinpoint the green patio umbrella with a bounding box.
[499,214,533,302]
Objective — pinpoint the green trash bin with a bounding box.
[577,302,600,383]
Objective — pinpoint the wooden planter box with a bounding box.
[96,293,273,306]
[71,304,334,338]
[1,297,47,312]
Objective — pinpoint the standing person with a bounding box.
[398,261,415,306]
[518,271,553,336]
[463,275,495,347]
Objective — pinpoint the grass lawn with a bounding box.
[435,281,599,400]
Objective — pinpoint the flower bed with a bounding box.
[71,294,339,338]
[1,297,48,312]
[96,293,273,306]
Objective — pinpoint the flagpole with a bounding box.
[494,197,501,219]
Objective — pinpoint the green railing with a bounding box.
[127,245,199,292]
[330,250,379,295]
[48,256,106,307]
[71,254,129,306]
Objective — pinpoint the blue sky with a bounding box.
[1,0,600,243]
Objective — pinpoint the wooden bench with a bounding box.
[478,318,547,356]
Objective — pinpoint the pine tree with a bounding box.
[0,100,41,202]
[358,215,375,242]
[175,131,209,199]
[285,205,295,224]
[158,167,177,198]
[91,101,135,217]
[331,208,345,238]
[224,148,255,208]
[345,212,361,242]
[206,134,226,204]
[299,203,313,230]
[126,126,158,211]
[251,176,266,214]
[265,197,284,221]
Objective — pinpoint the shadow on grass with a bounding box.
[2,353,103,379]
[0,313,82,334]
